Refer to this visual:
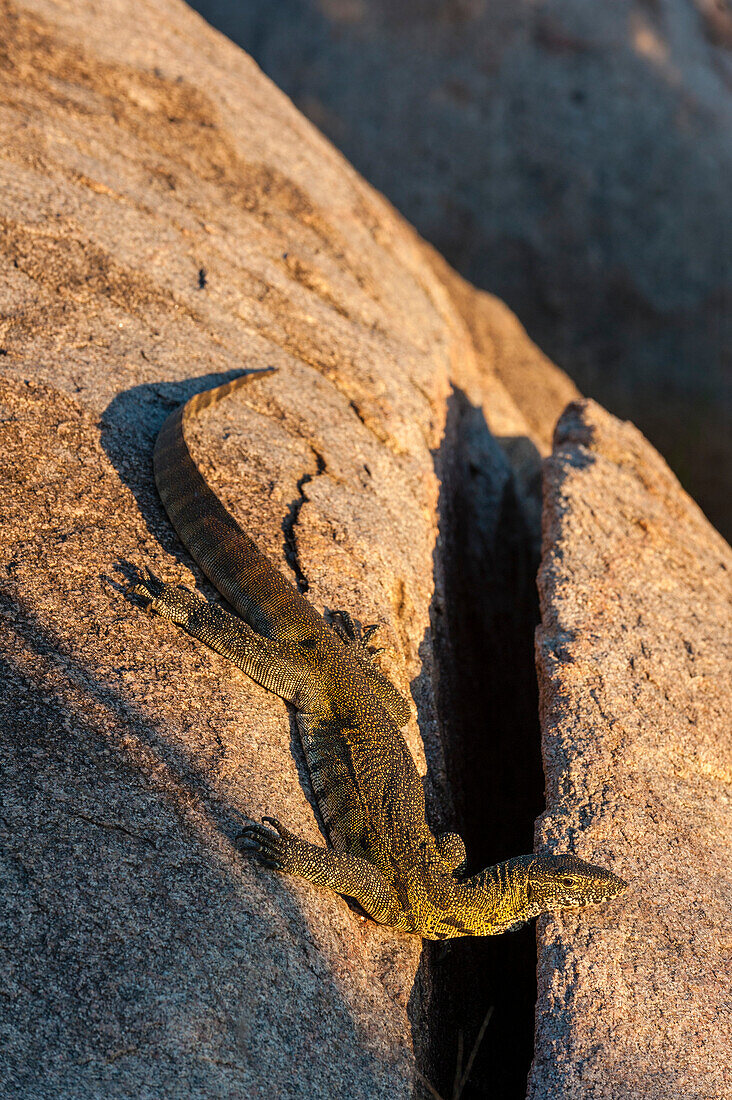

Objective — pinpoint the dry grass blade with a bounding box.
[414,1068,447,1100]
[453,1006,494,1100]
[415,1005,495,1100]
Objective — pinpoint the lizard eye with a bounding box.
[560,876,576,888]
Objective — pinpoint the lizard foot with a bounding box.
[237,817,302,872]
[329,609,385,661]
[131,567,197,626]
[437,831,468,878]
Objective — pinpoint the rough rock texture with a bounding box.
[0,0,573,1096]
[530,400,732,1100]
[190,0,732,539]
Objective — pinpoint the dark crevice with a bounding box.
[419,388,546,1100]
[349,399,366,425]
[282,448,326,593]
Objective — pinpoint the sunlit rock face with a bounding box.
[0,1,579,1096]
[531,399,732,1100]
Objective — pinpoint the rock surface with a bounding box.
[190,0,732,539]
[0,0,568,1096]
[530,400,732,1100]
[5,1,727,1097]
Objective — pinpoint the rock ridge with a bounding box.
[529,399,731,1100]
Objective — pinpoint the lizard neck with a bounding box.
[458,856,540,935]
[410,855,540,940]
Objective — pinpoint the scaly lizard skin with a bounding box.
[133,372,626,939]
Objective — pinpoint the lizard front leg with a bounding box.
[133,569,307,704]
[239,817,405,928]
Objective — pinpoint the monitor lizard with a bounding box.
[133,371,626,939]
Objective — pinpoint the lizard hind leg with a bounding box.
[437,832,468,878]
[328,609,411,727]
[132,566,307,704]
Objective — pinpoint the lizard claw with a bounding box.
[329,609,387,664]
[237,817,296,872]
[329,609,358,644]
[130,565,164,602]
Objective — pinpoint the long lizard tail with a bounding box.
[153,371,323,641]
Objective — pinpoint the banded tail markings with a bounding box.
[153,371,323,642]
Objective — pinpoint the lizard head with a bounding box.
[419,851,626,938]
[460,853,626,936]
[521,852,627,920]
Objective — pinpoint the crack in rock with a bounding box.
[282,447,326,593]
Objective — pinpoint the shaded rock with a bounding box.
[0,0,577,1096]
[189,0,732,538]
[530,400,731,1099]
[424,246,580,548]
